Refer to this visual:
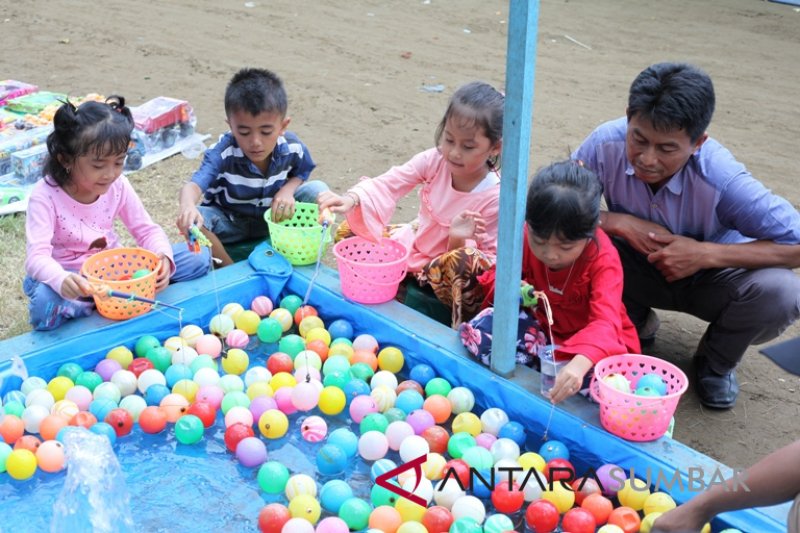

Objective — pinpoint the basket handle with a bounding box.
[339,257,408,287]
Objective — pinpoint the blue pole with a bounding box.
[490,0,539,377]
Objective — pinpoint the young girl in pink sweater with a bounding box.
[24,96,208,330]
[318,82,504,327]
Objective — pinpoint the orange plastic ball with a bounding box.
[305,339,329,361]
[70,411,98,429]
[39,415,69,441]
[294,305,318,326]
[423,395,452,424]
[0,415,25,445]
[396,380,424,396]
[138,406,168,434]
[581,492,614,526]
[14,435,42,453]
[36,440,66,473]
[607,506,642,533]
[160,393,190,423]
[352,350,378,371]
[368,505,403,533]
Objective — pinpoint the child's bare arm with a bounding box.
[176,182,204,232]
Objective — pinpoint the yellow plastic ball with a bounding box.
[222,348,250,375]
[6,449,37,480]
[644,491,677,515]
[299,316,325,338]
[47,376,74,402]
[106,346,133,369]
[701,523,711,533]
[163,336,188,353]
[269,372,297,392]
[235,310,261,335]
[304,327,332,347]
[285,473,317,500]
[269,308,294,332]
[395,496,426,523]
[259,409,289,439]
[172,379,199,403]
[288,494,321,524]
[518,452,546,472]
[51,399,80,420]
[397,522,427,533]
[222,302,245,320]
[617,478,651,511]
[377,347,405,374]
[639,512,663,533]
[423,452,447,481]
[209,314,235,337]
[246,382,274,400]
[451,412,482,437]
[597,526,625,533]
[541,480,575,513]
[179,324,204,347]
[318,386,346,415]
[327,343,354,361]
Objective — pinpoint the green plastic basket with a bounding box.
[264,202,331,266]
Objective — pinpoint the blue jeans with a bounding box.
[198,180,330,244]
[25,244,211,331]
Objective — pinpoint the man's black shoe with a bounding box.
[694,357,739,409]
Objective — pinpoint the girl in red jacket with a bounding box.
[459,160,640,403]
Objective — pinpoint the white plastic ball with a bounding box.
[172,345,199,367]
[25,388,55,410]
[490,438,521,463]
[22,404,50,433]
[119,395,147,422]
[370,371,398,391]
[386,421,415,451]
[179,324,204,347]
[358,431,389,461]
[137,369,167,394]
[447,387,475,414]
[209,314,235,337]
[433,477,466,509]
[244,367,272,387]
[399,435,430,463]
[93,382,122,404]
[163,336,188,353]
[293,351,322,371]
[224,405,254,428]
[352,334,379,353]
[522,468,546,501]
[51,399,80,420]
[479,407,509,436]
[218,374,245,393]
[193,367,221,388]
[285,473,317,500]
[402,475,434,504]
[64,385,93,411]
[110,370,138,397]
[21,376,48,395]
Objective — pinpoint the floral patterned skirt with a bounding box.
[459,306,548,367]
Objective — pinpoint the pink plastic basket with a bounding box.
[333,236,409,304]
[590,354,688,442]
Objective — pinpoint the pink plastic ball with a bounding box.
[65,385,93,411]
[235,436,268,468]
[249,395,278,421]
[95,359,122,381]
[315,517,349,533]
[294,367,322,383]
[475,432,498,450]
[226,329,250,349]
[352,334,379,354]
[291,382,321,412]
[300,415,328,442]
[251,296,274,317]
[358,430,389,461]
[196,385,225,410]
[224,406,254,428]
[196,334,223,358]
[274,388,298,416]
[349,395,379,423]
[36,440,66,473]
[406,409,436,435]
[386,421,415,451]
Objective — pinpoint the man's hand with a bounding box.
[647,233,710,282]
[603,212,670,255]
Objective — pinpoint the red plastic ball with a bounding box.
[607,506,642,533]
[187,401,217,428]
[70,411,98,429]
[305,339,329,361]
[294,305,318,325]
[105,408,134,437]
[13,435,42,452]
[491,480,525,514]
[443,459,471,488]
[581,492,613,526]
[128,357,155,377]
[267,352,294,375]
[544,458,575,483]
[138,406,168,434]
[421,505,454,533]
[224,422,255,453]
[258,503,291,533]
[421,425,450,455]
[396,380,424,396]
[561,507,597,533]
[571,476,602,505]
[525,499,560,533]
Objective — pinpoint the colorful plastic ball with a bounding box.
[265,353,292,376]
[234,310,261,335]
[304,339,330,361]
[88,398,117,425]
[399,434,430,463]
[249,394,277,420]
[13,434,41,453]
[373,346,403,373]
[135,335,161,358]
[270,308,294,332]
[269,372,297,393]
[236,436,268,467]
[490,480,524,515]
[58,362,84,383]
[422,377,450,398]
[6,448,37,480]
[1,400,24,418]
[607,506,641,533]
[542,480,576,514]
[251,295,274,317]
[449,517,482,533]
[422,506,454,533]
[538,439,570,462]
[274,387,298,415]
[164,336,188,353]
[281,518,314,533]
[163,365,192,389]
[461,445,494,471]
[219,374,246,393]
[597,526,626,533]
[383,407,406,424]
[351,350,378,372]
[220,302,244,320]
[406,365,433,387]
[616,477,651,511]
[225,329,250,350]
[571,476,603,505]
[128,357,155,377]
[69,411,98,429]
[106,346,134,369]
[318,386,346,416]
[405,409,435,435]
[368,458,397,483]
[224,422,255,452]
[638,512,663,533]
[94,359,122,382]
[223,405,253,428]
[350,333,376,352]
[370,370,398,391]
[327,319,353,340]
[497,420,526,446]
[359,413,388,436]
[105,408,134,437]
[89,421,117,445]
[595,463,626,497]
[138,406,167,434]
[316,516,350,533]
[286,473,318,500]
[159,393,190,422]
[110,369,138,397]
[179,324,204,347]
[358,430,389,461]
[327,428,359,459]
[525,498,560,533]
[259,409,289,439]
[475,432,497,451]
[74,371,103,392]
[643,491,677,515]
[296,308,321,330]
[370,385,397,412]
[278,294,302,314]
[561,507,597,533]
[220,348,248,376]
[279,334,306,359]
[444,432,473,459]
[338,497,371,531]
[118,395,147,422]
[395,390,424,414]
[367,506,402,533]
[195,334,223,359]
[418,425,447,455]
[294,351,322,372]
[171,378,201,403]
[482,514,514,533]
[144,383,170,407]
[635,386,661,397]
[603,373,632,393]
[145,347,173,373]
[34,439,65,473]
[298,415,326,442]
[319,479,353,514]
[210,313,235,337]
[174,414,204,444]
[257,460,290,495]
[637,373,668,395]
[328,343,354,360]
[349,362,375,383]
[451,412,481,436]
[258,503,291,533]
[38,415,68,442]
[316,443,348,475]
[580,492,614,525]
[383,421,413,451]
[349,395,379,423]
[46,376,74,402]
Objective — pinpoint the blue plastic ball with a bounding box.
[395,390,424,414]
[539,439,569,462]
[328,319,354,340]
[327,428,359,458]
[164,364,193,388]
[144,383,171,406]
[409,364,436,387]
[55,425,83,444]
[370,459,397,482]
[3,390,25,405]
[471,468,493,499]
[343,379,371,405]
[320,479,354,514]
[637,373,668,396]
[317,444,348,476]
[89,397,117,422]
[90,421,117,445]
[497,421,526,447]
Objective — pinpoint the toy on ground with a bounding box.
[125,96,196,170]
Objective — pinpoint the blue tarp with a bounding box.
[0,243,788,531]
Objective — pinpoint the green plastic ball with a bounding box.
[447,432,477,459]
[57,362,83,383]
[424,377,452,398]
[279,295,303,316]
[0,442,12,473]
[135,335,162,358]
[323,371,351,390]
[75,371,103,392]
[221,391,251,414]
[383,407,407,423]
[146,346,173,373]
[322,355,351,376]
[174,414,204,444]
[461,445,494,470]
[190,354,217,374]
[256,318,283,343]
[257,461,290,494]
[132,268,152,279]
[451,517,482,533]
[350,362,374,383]
[278,334,306,359]
[338,497,371,531]
[359,413,389,434]
[330,337,353,347]
[483,514,514,533]
[370,481,399,507]
[2,400,24,418]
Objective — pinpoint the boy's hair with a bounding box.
[526,160,602,242]
[224,68,287,117]
[44,96,134,188]
[627,62,715,143]
[434,81,504,168]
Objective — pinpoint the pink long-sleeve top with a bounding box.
[25,176,174,297]
[345,148,500,272]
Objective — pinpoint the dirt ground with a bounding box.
[2,0,800,471]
